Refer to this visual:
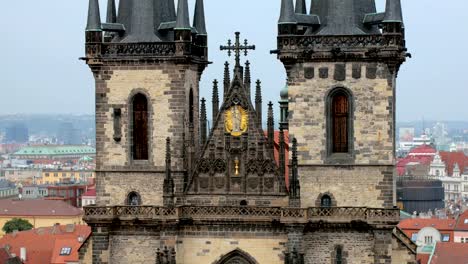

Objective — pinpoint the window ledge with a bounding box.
[325,153,355,165]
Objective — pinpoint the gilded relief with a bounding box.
[225,105,248,136]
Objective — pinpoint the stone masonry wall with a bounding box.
[299,165,394,208]
[288,62,394,165]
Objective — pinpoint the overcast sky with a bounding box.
[0,0,466,122]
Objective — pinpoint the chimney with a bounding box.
[20,247,26,262]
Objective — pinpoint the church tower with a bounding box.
[275,0,416,263]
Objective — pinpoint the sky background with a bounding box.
[0,0,466,122]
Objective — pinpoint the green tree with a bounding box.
[2,218,33,234]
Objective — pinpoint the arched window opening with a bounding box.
[332,92,349,153]
[321,195,332,208]
[126,192,141,206]
[217,249,258,264]
[189,88,194,125]
[132,94,149,160]
[335,246,343,264]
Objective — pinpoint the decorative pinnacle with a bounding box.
[220,32,256,67]
[212,80,219,99]
[255,80,262,103]
[165,137,171,162]
[383,0,403,23]
[292,138,298,159]
[175,0,191,30]
[86,0,102,31]
[193,0,207,35]
[295,0,307,14]
[200,98,207,120]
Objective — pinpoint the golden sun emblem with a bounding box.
[224,105,248,137]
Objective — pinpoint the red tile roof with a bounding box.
[0,199,82,217]
[440,151,468,176]
[455,210,468,231]
[0,225,91,264]
[396,145,437,176]
[417,253,430,264]
[429,242,468,264]
[409,145,437,155]
[82,189,96,197]
[398,218,456,231]
[265,131,290,189]
[0,248,11,264]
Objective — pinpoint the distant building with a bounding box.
[0,168,41,185]
[454,210,468,243]
[397,145,437,176]
[46,184,91,207]
[0,224,91,264]
[0,180,18,199]
[0,199,84,236]
[4,124,28,144]
[81,188,96,207]
[397,177,445,214]
[37,169,95,185]
[58,122,81,145]
[11,145,95,165]
[20,185,48,200]
[428,242,468,263]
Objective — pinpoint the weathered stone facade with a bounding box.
[81,0,417,263]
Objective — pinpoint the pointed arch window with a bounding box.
[132,94,149,160]
[321,195,332,208]
[332,92,349,153]
[126,191,141,206]
[335,245,343,264]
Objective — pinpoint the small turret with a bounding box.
[267,102,275,154]
[104,0,117,42]
[295,0,307,14]
[244,61,251,99]
[193,0,208,58]
[278,0,297,35]
[212,80,219,123]
[85,0,102,43]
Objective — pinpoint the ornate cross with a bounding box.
[220,32,255,67]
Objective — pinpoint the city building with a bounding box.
[0,168,40,185]
[396,178,445,214]
[4,124,28,144]
[37,169,95,185]
[397,145,437,176]
[20,185,48,200]
[0,224,91,264]
[81,188,96,207]
[0,181,18,199]
[81,0,414,263]
[427,242,468,263]
[10,145,95,165]
[0,199,83,236]
[454,210,468,243]
[46,184,91,207]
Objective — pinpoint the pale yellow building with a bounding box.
[0,199,83,236]
[37,170,95,185]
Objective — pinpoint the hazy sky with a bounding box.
[0,0,466,122]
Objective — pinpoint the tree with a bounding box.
[2,218,33,234]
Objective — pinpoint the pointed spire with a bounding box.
[176,0,191,30]
[244,61,251,99]
[200,98,207,146]
[290,137,300,200]
[255,80,263,129]
[212,80,219,122]
[106,0,117,23]
[86,0,102,31]
[122,0,160,42]
[279,0,297,24]
[267,102,275,153]
[117,0,132,34]
[279,128,286,178]
[223,62,230,96]
[163,137,174,205]
[193,0,207,35]
[383,0,403,23]
[295,0,307,14]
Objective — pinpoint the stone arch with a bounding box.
[127,89,153,163]
[315,192,338,207]
[214,249,258,264]
[126,191,142,206]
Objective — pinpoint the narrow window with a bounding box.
[189,88,194,124]
[132,94,149,160]
[321,195,332,208]
[127,192,141,206]
[332,92,349,153]
[335,246,343,264]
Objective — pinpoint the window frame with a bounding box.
[128,91,153,164]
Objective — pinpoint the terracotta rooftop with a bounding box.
[455,210,468,231]
[408,145,437,155]
[440,151,468,176]
[82,189,96,197]
[0,225,90,264]
[429,242,468,264]
[0,199,82,217]
[398,218,456,231]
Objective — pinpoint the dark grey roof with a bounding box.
[279,0,297,24]
[295,0,307,14]
[193,0,207,35]
[121,0,161,42]
[383,0,403,23]
[106,0,116,23]
[175,0,191,30]
[117,0,132,36]
[310,0,380,35]
[86,0,102,31]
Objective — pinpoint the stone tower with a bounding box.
[275,0,415,262]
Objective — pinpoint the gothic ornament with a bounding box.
[225,105,248,137]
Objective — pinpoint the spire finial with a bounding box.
[193,0,207,35]
[295,0,307,14]
[212,80,219,122]
[255,80,263,128]
[223,62,230,95]
[383,0,403,23]
[86,0,102,31]
[267,102,275,152]
[279,0,297,24]
[200,98,207,146]
[175,0,191,30]
[220,32,256,68]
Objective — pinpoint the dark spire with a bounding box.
[290,138,300,201]
[175,0,191,30]
[163,137,174,205]
[86,0,102,31]
[255,80,263,129]
[122,0,160,42]
[193,0,207,35]
[200,98,207,146]
[267,102,275,153]
[244,61,251,99]
[117,0,132,34]
[279,0,297,24]
[383,0,403,23]
[295,0,307,14]
[223,62,230,96]
[106,0,117,23]
[279,128,286,178]
[212,80,219,123]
